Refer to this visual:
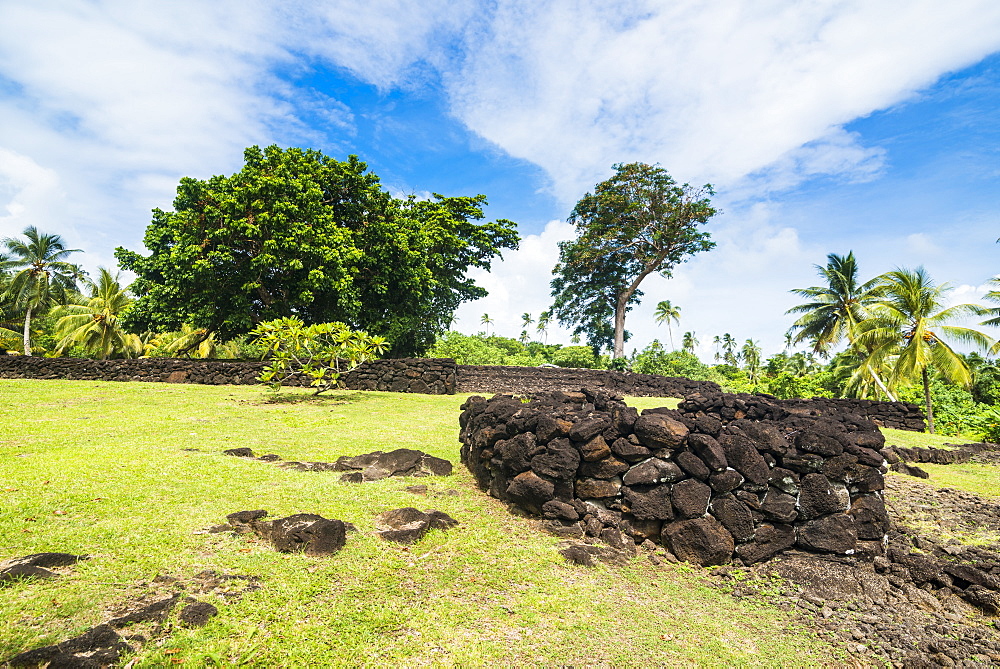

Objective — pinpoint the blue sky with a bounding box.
[1,1,999,359]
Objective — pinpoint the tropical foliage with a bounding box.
[2,226,84,355]
[50,268,139,359]
[116,145,518,356]
[251,317,388,394]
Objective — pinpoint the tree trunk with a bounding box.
[22,304,32,356]
[866,363,897,402]
[613,292,628,359]
[922,366,935,434]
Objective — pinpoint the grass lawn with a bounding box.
[880,427,978,451]
[0,380,836,666]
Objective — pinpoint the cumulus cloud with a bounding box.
[452,219,576,338]
[448,0,1000,202]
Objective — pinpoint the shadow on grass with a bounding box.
[257,391,370,406]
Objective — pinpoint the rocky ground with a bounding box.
[719,475,1000,667]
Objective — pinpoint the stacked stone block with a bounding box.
[457,365,719,398]
[459,388,891,567]
[0,355,457,395]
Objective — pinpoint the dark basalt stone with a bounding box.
[710,495,755,543]
[611,436,651,462]
[530,438,581,480]
[671,478,712,519]
[622,485,675,521]
[796,473,847,520]
[676,451,710,480]
[579,455,630,479]
[623,457,684,486]
[687,432,728,470]
[662,516,734,567]
[708,469,744,493]
[633,414,689,450]
[270,514,347,555]
[507,471,556,512]
[795,514,857,554]
[735,523,795,565]
[760,487,798,523]
[719,432,769,485]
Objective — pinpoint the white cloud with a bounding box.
[452,219,576,338]
[447,0,1000,202]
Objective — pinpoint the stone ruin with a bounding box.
[459,388,892,566]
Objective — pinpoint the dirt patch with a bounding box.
[716,475,1000,667]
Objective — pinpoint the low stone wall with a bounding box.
[457,364,719,398]
[459,387,890,567]
[773,396,926,432]
[0,355,457,395]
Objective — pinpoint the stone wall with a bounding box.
[459,388,891,567]
[0,355,457,395]
[457,364,719,398]
[772,396,926,432]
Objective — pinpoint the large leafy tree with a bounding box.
[2,226,84,355]
[857,268,993,433]
[786,252,896,400]
[116,145,518,357]
[550,163,716,358]
[51,268,139,360]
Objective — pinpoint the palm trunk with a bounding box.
[866,363,897,402]
[922,367,935,434]
[22,304,32,356]
[667,324,674,351]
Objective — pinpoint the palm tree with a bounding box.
[519,329,529,344]
[2,227,83,355]
[536,310,552,344]
[712,334,721,362]
[50,268,138,360]
[480,313,493,336]
[740,339,762,382]
[786,251,895,400]
[681,331,698,355]
[0,252,20,350]
[857,267,993,433]
[521,312,534,332]
[721,333,738,365]
[653,300,681,349]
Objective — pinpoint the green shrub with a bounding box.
[551,345,600,368]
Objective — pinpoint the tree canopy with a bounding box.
[2,226,84,355]
[550,162,716,358]
[116,145,519,356]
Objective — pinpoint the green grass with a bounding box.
[0,380,836,666]
[881,427,978,450]
[904,463,1000,499]
[624,395,681,411]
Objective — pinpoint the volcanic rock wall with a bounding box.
[457,364,719,397]
[0,356,457,394]
[459,388,891,566]
[773,396,926,432]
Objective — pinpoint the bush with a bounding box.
[251,317,387,394]
[897,380,992,438]
[550,345,600,369]
[632,343,713,380]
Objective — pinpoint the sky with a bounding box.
[1,0,1000,361]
